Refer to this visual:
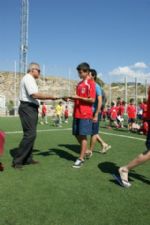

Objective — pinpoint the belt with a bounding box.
[20,101,39,108]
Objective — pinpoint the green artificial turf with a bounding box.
[0,117,150,225]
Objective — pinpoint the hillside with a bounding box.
[0,72,147,106]
[0,72,77,102]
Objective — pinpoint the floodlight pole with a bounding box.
[109,82,112,105]
[19,0,29,76]
[14,61,17,115]
[68,68,71,97]
[135,77,137,107]
[145,79,148,98]
[42,64,46,88]
[125,76,127,112]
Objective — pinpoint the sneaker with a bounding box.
[100,144,111,154]
[72,159,84,168]
[85,150,93,159]
[119,167,131,188]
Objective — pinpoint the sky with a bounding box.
[0,0,150,83]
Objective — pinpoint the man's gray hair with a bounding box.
[27,62,40,73]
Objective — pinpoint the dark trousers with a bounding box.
[145,121,150,151]
[13,102,38,165]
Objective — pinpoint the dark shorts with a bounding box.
[72,118,92,136]
[145,122,150,153]
[128,118,135,123]
[92,114,101,136]
[137,115,142,120]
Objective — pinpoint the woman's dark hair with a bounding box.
[90,69,97,81]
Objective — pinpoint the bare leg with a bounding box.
[119,151,150,186]
[114,121,119,128]
[85,134,111,156]
[96,134,107,148]
[128,123,131,130]
[79,135,87,160]
[126,151,150,171]
[89,135,97,152]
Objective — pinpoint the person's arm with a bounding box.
[31,93,58,100]
[93,84,102,122]
[69,95,95,103]
[93,95,102,122]
[24,77,58,100]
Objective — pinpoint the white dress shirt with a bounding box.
[19,73,39,106]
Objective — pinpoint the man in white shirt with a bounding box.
[12,62,57,169]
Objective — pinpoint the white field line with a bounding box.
[6,128,72,134]
[5,128,146,142]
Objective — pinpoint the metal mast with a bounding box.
[19,0,29,76]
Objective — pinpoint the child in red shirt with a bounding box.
[117,101,125,128]
[40,102,48,125]
[127,99,136,130]
[109,102,118,128]
[64,106,69,123]
[69,63,96,168]
[102,107,107,121]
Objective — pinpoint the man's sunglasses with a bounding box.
[32,68,41,73]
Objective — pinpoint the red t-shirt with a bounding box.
[127,105,136,119]
[143,122,148,135]
[110,106,117,120]
[102,109,107,116]
[141,103,147,119]
[119,105,125,116]
[116,106,120,115]
[42,105,47,114]
[146,90,150,120]
[74,79,96,119]
[0,131,5,155]
[65,109,69,117]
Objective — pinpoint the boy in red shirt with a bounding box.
[69,63,96,168]
[127,99,136,130]
[102,107,107,121]
[117,101,125,128]
[118,87,150,187]
[109,102,118,128]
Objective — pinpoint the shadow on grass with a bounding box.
[129,171,150,185]
[98,161,150,185]
[58,144,80,154]
[36,148,76,161]
[98,161,119,174]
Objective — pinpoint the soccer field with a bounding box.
[0,117,150,225]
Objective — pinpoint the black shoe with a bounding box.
[0,163,4,172]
